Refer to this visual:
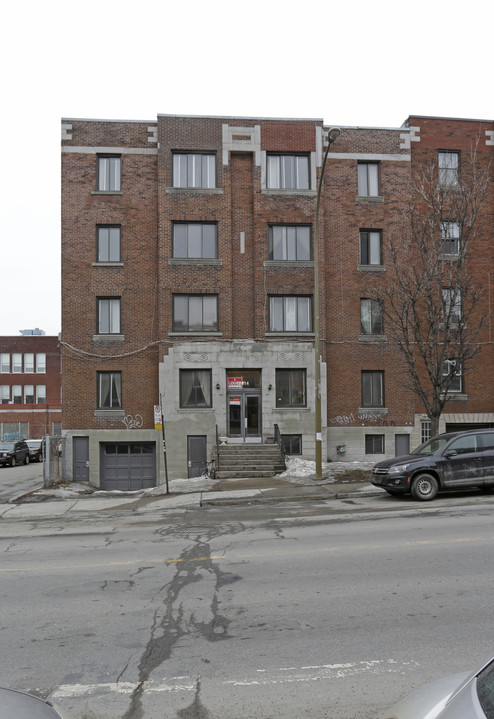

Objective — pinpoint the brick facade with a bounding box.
[61,113,494,487]
[0,335,61,438]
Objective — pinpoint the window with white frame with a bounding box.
[172,223,217,259]
[442,360,463,393]
[438,151,459,186]
[360,230,382,265]
[268,225,311,261]
[98,298,121,334]
[361,370,384,407]
[97,226,121,262]
[276,369,306,407]
[12,385,22,404]
[440,221,460,255]
[24,385,34,404]
[173,153,216,189]
[24,353,34,373]
[269,296,312,332]
[0,354,9,373]
[12,353,22,373]
[173,295,218,332]
[98,371,122,409]
[267,154,310,190]
[358,162,379,196]
[98,155,121,192]
[36,353,46,373]
[0,386,9,404]
[36,385,46,404]
[179,369,212,408]
[360,299,383,334]
[421,420,431,444]
[442,288,462,324]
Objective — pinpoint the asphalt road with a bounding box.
[0,491,493,718]
[0,459,44,502]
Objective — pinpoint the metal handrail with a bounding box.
[215,424,220,472]
[274,423,286,469]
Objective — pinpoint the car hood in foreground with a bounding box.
[373,453,426,470]
[378,672,470,719]
[0,687,63,718]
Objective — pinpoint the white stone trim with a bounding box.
[222,124,261,166]
[329,152,411,162]
[61,123,73,141]
[400,126,420,149]
[486,130,494,146]
[61,146,158,155]
[147,125,158,143]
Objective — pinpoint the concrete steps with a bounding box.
[216,443,286,479]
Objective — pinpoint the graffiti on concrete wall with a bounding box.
[121,414,143,429]
[329,412,396,426]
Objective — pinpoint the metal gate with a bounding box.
[100,443,156,491]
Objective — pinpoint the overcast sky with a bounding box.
[1,0,491,337]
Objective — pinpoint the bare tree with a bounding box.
[373,148,490,438]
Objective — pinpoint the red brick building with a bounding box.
[0,334,62,439]
[61,114,494,488]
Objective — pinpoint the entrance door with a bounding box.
[73,436,89,481]
[187,436,207,477]
[228,394,261,440]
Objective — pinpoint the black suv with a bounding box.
[371,429,494,500]
[0,440,30,467]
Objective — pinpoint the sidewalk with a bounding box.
[0,465,381,520]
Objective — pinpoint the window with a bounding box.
[24,353,34,373]
[365,434,384,453]
[361,299,383,334]
[276,369,307,407]
[448,434,478,455]
[173,153,216,189]
[361,370,384,407]
[360,230,382,265]
[36,385,46,404]
[173,295,218,332]
[12,353,22,373]
[269,296,312,332]
[0,386,9,404]
[477,657,494,718]
[172,223,217,259]
[179,369,212,408]
[442,288,462,324]
[12,385,22,404]
[282,435,302,455]
[267,154,310,190]
[438,151,459,186]
[0,354,9,373]
[24,385,34,404]
[36,353,46,373]
[358,162,379,196]
[98,298,121,334]
[268,225,311,261]
[98,371,122,409]
[97,226,121,262]
[440,221,460,255]
[442,360,463,393]
[420,420,431,444]
[98,155,121,191]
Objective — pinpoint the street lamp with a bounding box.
[314,127,340,479]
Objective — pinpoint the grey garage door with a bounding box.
[100,443,156,491]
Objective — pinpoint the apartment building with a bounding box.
[0,334,62,439]
[61,113,494,489]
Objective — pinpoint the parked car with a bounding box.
[0,686,64,718]
[26,439,43,462]
[378,653,494,718]
[371,429,494,500]
[0,440,30,467]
